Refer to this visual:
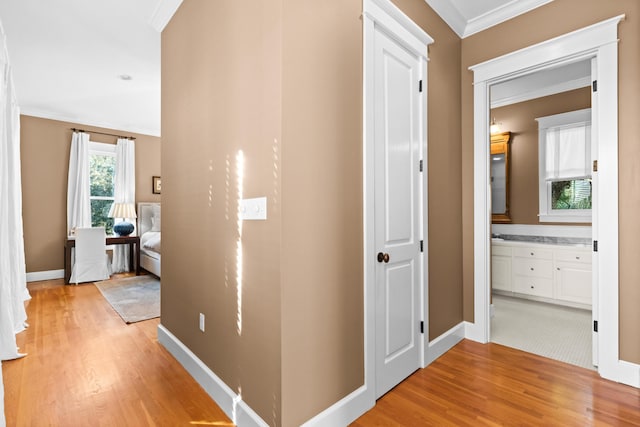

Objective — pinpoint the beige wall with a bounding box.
[491,88,591,225]
[162,1,283,424]
[162,0,462,425]
[20,115,160,273]
[280,1,363,425]
[461,0,640,363]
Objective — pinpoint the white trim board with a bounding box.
[26,270,64,282]
[157,325,268,427]
[364,0,432,398]
[424,322,465,366]
[149,0,183,32]
[468,15,631,386]
[424,0,553,39]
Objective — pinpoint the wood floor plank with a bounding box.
[5,278,640,426]
[352,340,640,426]
[3,276,232,427]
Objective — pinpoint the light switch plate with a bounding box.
[239,197,267,220]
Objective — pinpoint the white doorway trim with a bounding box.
[467,15,639,387]
[302,2,433,425]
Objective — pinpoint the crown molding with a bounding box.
[491,76,590,108]
[464,0,553,37]
[20,108,160,137]
[149,0,183,32]
[425,0,553,39]
[424,0,467,37]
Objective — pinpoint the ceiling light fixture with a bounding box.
[490,117,501,134]
[118,74,132,81]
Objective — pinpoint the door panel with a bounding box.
[374,25,422,398]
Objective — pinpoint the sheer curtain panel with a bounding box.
[112,138,135,272]
[0,25,29,361]
[67,131,91,234]
[0,18,29,427]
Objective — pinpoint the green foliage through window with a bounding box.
[551,179,592,210]
[90,154,115,235]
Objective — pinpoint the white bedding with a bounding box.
[141,231,161,255]
[138,202,161,276]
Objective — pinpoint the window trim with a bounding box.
[537,108,592,223]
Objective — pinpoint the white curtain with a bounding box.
[0,20,29,427]
[112,138,135,272]
[545,123,591,181]
[0,24,29,358]
[67,131,91,234]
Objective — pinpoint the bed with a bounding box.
[137,202,161,277]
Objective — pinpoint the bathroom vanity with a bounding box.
[492,237,592,310]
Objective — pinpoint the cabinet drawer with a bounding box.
[513,247,553,260]
[554,249,590,263]
[513,257,553,278]
[513,276,553,298]
[492,245,512,257]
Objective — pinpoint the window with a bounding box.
[537,108,592,222]
[89,142,116,234]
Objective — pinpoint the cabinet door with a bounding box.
[492,255,512,292]
[556,261,592,305]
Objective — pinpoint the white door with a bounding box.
[373,26,423,398]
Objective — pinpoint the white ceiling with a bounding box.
[0,0,178,137]
[491,59,591,108]
[0,0,552,138]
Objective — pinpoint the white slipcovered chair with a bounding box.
[69,227,112,284]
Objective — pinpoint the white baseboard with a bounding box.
[610,360,640,388]
[157,324,268,427]
[464,321,487,343]
[424,322,466,366]
[301,385,373,427]
[26,269,64,282]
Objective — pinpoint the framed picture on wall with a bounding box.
[152,176,161,194]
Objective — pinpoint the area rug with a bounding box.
[94,275,160,324]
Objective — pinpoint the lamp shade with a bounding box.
[108,202,137,219]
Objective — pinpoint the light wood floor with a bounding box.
[4,278,640,426]
[352,340,640,426]
[3,276,233,426]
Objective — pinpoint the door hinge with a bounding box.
[420,321,424,334]
[592,80,598,92]
[593,160,598,172]
[419,80,423,93]
[593,320,598,332]
[419,159,423,172]
[593,240,598,252]
[420,240,424,252]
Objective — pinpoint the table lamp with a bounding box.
[108,202,137,236]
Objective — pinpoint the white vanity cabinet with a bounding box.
[491,240,591,308]
[554,248,592,305]
[512,247,554,298]
[491,245,512,292]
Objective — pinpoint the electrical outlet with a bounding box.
[199,313,205,332]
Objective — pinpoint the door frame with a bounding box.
[363,0,432,405]
[468,15,636,386]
